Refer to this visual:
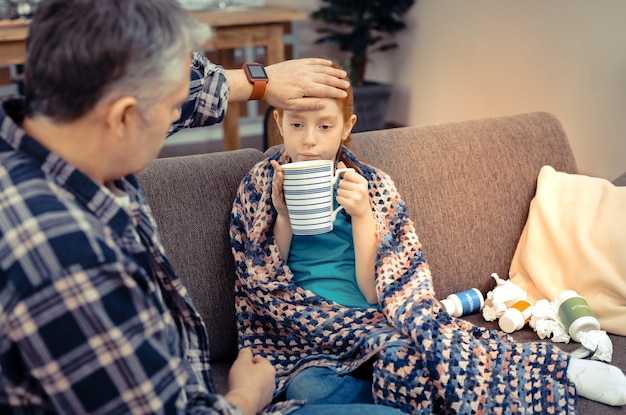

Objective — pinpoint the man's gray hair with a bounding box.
[25,0,212,121]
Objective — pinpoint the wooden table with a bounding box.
[194,6,306,150]
[0,6,307,150]
[0,19,28,66]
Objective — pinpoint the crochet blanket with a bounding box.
[230,147,577,414]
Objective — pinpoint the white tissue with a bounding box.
[482,273,527,321]
[529,299,570,342]
[482,274,614,357]
[578,330,613,363]
[528,301,615,359]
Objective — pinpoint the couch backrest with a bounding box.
[140,112,577,363]
[139,148,266,363]
[347,112,577,297]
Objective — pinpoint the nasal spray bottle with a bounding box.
[440,288,485,317]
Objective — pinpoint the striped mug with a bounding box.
[281,160,354,235]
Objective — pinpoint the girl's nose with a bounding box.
[302,128,316,145]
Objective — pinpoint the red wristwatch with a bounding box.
[242,62,269,101]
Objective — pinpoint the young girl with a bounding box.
[229,66,626,413]
[269,89,378,311]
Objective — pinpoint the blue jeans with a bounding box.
[286,366,375,404]
[292,404,404,415]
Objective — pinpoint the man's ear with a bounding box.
[106,96,139,137]
[342,114,357,141]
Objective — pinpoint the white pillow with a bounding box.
[509,165,626,336]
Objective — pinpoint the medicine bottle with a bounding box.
[440,288,484,317]
[556,290,601,342]
[498,299,533,333]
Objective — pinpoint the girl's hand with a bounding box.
[336,162,370,218]
[336,162,378,304]
[270,160,289,218]
[270,160,293,258]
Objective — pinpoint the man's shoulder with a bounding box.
[0,158,111,289]
[0,151,68,211]
[1,147,45,183]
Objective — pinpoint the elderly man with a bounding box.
[0,0,405,414]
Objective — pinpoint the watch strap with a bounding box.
[242,62,269,101]
[249,77,267,101]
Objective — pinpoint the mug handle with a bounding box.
[330,205,345,222]
[331,167,354,185]
[330,167,355,221]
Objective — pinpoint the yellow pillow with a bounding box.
[509,166,626,336]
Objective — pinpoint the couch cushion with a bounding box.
[139,148,266,363]
[348,112,578,299]
[614,172,626,186]
[509,166,626,336]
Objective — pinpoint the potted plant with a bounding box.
[311,0,415,132]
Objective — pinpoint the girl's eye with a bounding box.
[320,124,332,130]
[291,123,303,128]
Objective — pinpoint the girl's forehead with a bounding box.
[284,99,342,118]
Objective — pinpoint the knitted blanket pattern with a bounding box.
[230,147,577,414]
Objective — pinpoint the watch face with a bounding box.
[247,64,267,79]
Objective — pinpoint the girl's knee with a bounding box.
[286,367,338,401]
[286,366,374,404]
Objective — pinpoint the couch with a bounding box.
[138,112,625,414]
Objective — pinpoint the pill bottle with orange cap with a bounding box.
[498,299,534,333]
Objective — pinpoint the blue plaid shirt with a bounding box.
[0,53,247,414]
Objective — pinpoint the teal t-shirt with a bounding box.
[287,201,376,308]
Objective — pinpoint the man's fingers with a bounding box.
[284,92,350,111]
[280,98,323,111]
[294,65,349,97]
[311,64,349,84]
[305,72,350,94]
[237,347,253,359]
[296,57,347,77]
[237,348,269,366]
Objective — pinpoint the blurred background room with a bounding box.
[1,0,624,181]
